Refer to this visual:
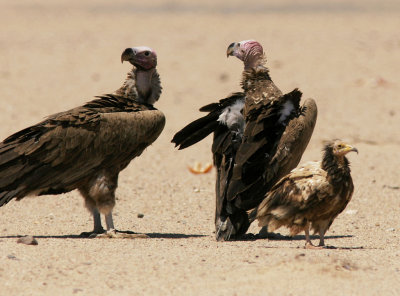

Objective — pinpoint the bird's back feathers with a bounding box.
[0,94,165,206]
[225,88,302,208]
[253,146,354,237]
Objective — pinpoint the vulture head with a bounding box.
[226,40,265,70]
[328,140,358,157]
[121,46,157,70]
[323,140,358,170]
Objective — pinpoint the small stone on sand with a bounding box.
[17,235,38,245]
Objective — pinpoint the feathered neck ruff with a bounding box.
[240,65,272,92]
[115,67,162,105]
[322,145,351,186]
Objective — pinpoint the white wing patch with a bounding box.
[278,100,294,124]
[218,100,245,133]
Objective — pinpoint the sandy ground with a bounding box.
[0,0,400,295]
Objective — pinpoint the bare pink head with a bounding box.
[121,46,157,70]
[226,40,264,70]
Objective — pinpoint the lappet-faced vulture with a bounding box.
[172,40,317,240]
[0,46,165,238]
[249,140,358,249]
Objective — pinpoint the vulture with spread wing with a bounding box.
[250,140,358,248]
[0,46,165,238]
[172,40,317,240]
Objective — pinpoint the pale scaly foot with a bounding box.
[95,229,149,239]
[94,212,148,238]
[305,241,324,249]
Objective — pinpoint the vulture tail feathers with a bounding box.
[199,92,244,112]
[0,190,20,207]
[199,102,220,113]
[215,210,250,241]
[171,113,220,150]
[247,208,258,224]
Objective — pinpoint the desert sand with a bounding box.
[0,0,399,295]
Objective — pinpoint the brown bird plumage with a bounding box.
[172,40,317,241]
[250,140,358,248]
[0,46,165,237]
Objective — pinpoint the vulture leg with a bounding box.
[92,209,104,233]
[304,223,323,249]
[80,173,148,239]
[90,208,106,235]
[78,173,119,238]
[80,209,105,237]
[79,191,106,237]
[105,212,115,231]
[318,226,326,247]
[95,211,120,238]
[93,204,148,239]
[258,226,270,239]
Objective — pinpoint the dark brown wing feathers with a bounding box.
[0,94,165,206]
[171,113,220,150]
[171,93,244,150]
[225,89,303,206]
[266,97,318,190]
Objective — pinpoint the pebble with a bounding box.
[137,213,144,218]
[345,209,358,215]
[383,185,400,190]
[295,253,306,259]
[7,254,18,260]
[17,235,38,245]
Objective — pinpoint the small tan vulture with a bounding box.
[172,40,317,240]
[0,46,165,238]
[249,140,358,248]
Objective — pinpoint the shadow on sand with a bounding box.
[0,232,206,240]
[0,232,366,249]
[259,232,354,241]
[238,232,366,250]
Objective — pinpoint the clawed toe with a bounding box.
[95,229,149,239]
[80,229,105,238]
[305,242,324,249]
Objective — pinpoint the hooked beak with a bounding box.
[344,144,359,154]
[121,48,134,63]
[226,42,238,58]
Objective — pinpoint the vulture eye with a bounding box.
[144,51,150,56]
[337,144,343,148]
